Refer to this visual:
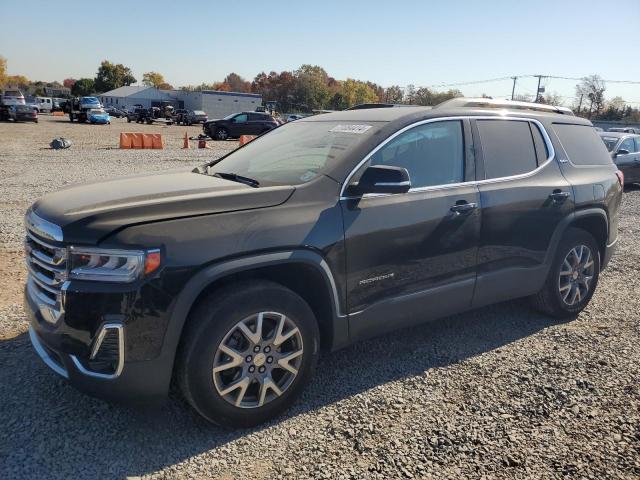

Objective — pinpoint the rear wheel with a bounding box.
[531,228,600,319]
[176,281,320,427]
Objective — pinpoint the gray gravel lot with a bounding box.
[0,116,639,479]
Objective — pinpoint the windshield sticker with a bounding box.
[329,124,372,134]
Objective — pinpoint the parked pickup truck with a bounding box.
[69,97,102,122]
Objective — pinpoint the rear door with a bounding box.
[471,117,573,307]
[341,119,481,339]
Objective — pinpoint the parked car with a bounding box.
[126,107,147,123]
[598,131,640,185]
[286,114,304,122]
[0,88,26,120]
[175,109,208,125]
[34,97,53,113]
[203,111,278,140]
[104,106,126,118]
[9,104,38,123]
[607,127,640,134]
[87,108,110,124]
[24,98,622,427]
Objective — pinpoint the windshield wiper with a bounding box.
[213,172,260,188]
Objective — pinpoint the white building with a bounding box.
[98,86,262,119]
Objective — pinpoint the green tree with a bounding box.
[142,71,166,88]
[94,60,136,93]
[293,65,332,111]
[339,79,379,108]
[71,78,95,96]
[384,85,404,103]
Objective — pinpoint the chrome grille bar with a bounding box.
[24,211,67,324]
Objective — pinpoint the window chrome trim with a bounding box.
[339,115,556,200]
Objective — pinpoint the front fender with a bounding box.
[160,249,347,381]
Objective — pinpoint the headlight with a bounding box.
[69,247,160,283]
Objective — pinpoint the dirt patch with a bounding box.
[0,249,25,308]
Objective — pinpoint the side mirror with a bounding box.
[347,165,411,196]
[616,149,630,156]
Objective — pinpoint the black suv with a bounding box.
[25,99,622,427]
[203,111,278,140]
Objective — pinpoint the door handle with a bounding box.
[549,190,570,202]
[450,202,478,214]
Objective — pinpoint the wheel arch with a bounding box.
[163,250,347,377]
[546,208,608,267]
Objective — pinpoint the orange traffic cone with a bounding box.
[182,131,189,149]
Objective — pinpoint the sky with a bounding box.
[2,0,639,106]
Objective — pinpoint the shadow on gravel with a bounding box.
[0,301,563,479]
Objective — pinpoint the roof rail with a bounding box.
[435,97,575,116]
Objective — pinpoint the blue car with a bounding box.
[87,108,110,124]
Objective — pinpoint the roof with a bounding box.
[100,85,157,97]
[201,90,262,98]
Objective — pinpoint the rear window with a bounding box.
[193,110,206,115]
[477,120,538,179]
[553,124,612,165]
[3,90,21,97]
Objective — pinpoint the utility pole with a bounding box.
[511,76,517,100]
[534,75,544,102]
[577,94,584,115]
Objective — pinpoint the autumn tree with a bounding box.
[0,57,7,89]
[142,71,167,88]
[223,73,251,92]
[94,60,136,93]
[63,78,76,89]
[384,85,404,103]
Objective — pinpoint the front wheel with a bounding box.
[214,127,229,141]
[530,227,600,319]
[176,281,320,427]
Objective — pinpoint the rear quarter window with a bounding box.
[553,123,613,165]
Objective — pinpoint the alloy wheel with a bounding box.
[212,311,304,408]
[558,244,595,306]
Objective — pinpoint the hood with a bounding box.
[32,170,295,244]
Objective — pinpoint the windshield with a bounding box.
[206,121,377,185]
[600,136,619,152]
[194,110,206,115]
[4,90,22,97]
[90,109,105,114]
[82,97,99,104]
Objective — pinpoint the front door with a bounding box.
[341,119,480,340]
[229,113,249,136]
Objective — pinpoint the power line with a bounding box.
[423,74,640,89]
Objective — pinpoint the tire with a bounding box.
[530,227,600,319]
[176,280,320,427]
[127,117,131,123]
[214,127,228,141]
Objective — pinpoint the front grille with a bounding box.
[25,224,67,323]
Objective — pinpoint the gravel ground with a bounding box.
[0,116,639,479]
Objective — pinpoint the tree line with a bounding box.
[0,56,638,119]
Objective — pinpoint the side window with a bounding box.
[367,120,464,188]
[477,120,538,179]
[552,123,612,165]
[635,137,640,153]
[619,138,635,153]
[234,114,248,122]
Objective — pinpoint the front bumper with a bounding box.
[25,280,175,403]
